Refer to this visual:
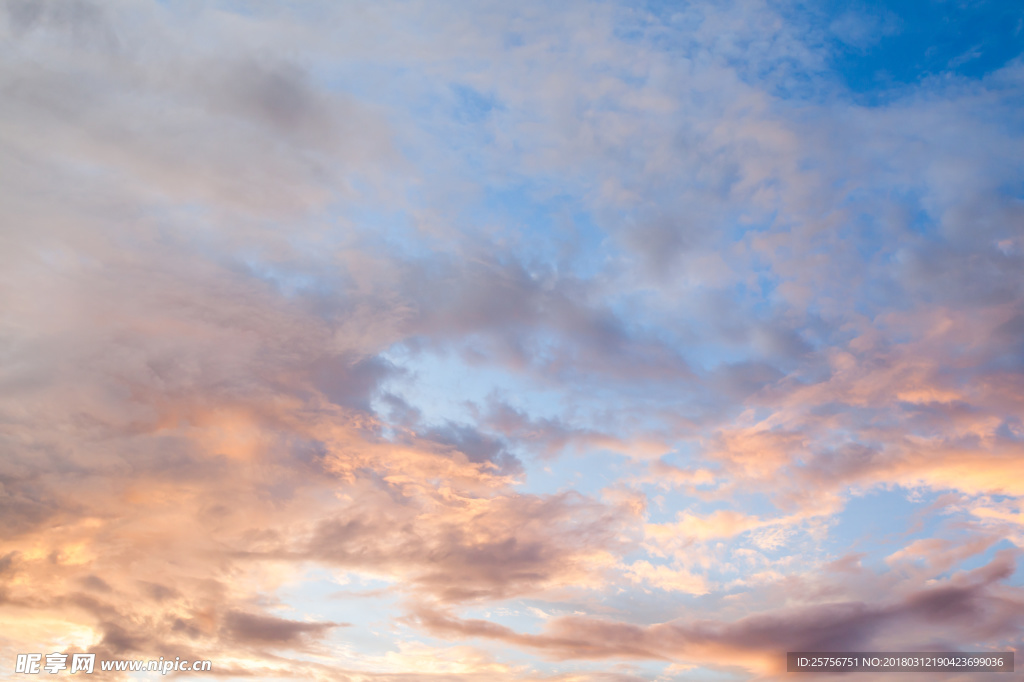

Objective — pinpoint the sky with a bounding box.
[1,0,1023,680]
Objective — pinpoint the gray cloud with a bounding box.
[222,611,341,646]
[416,551,1024,671]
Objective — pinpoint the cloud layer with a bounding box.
[1,0,1022,680]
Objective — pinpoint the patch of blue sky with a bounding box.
[901,206,942,243]
[995,181,1024,211]
[628,0,728,55]
[380,346,554,416]
[634,0,1024,106]
[1006,546,1024,586]
[953,537,1021,579]
[271,568,400,658]
[204,221,359,304]
[832,184,942,250]
[557,381,699,433]
[732,274,782,318]
[837,211,891,263]
[616,547,670,578]
[204,216,361,303]
[314,60,494,173]
[659,438,707,463]
[608,2,662,46]
[637,1,833,100]
[501,30,525,49]
[338,202,432,259]
[596,584,731,629]
[639,486,717,524]
[394,75,500,140]
[309,59,402,104]
[473,185,606,271]
[634,497,680,528]
[520,208,609,283]
[460,602,550,633]
[378,346,676,501]
[394,93,504,194]
[516,447,628,496]
[816,0,1024,103]
[351,96,612,280]
[733,206,782,241]
[383,338,702,443]
[275,567,394,610]
[562,209,614,278]
[450,83,502,124]
[824,486,942,570]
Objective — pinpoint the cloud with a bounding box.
[307,488,633,603]
[415,552,1024,676]
[624,561,710,596]
[420,421,523,474]
[1,0,1022,679]
[830,7,902,50]
[221,611,341,647]
[647,510,767,543]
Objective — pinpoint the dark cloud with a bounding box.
[308,490,633,603]
[416,552,1024,668]
[139,581,179,603]
[223,60,325,133]
[79,574,112,593]
[311,353,400,412]
[621,212,704,278]
[479,398,591,457]
[3,0,118,50]
[99,622,146,655]
[398,255,693,385]
[799,443,883,485]
[379,392,423,427]
[713,361,785,399]
[4,0,43,33]
[222,611,340,646]
[421,422,522,474]
[0,482,64,538]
